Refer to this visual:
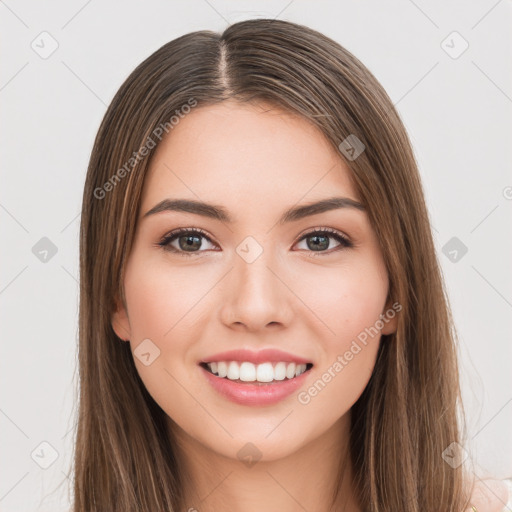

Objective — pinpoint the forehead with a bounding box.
[141,100,360,211]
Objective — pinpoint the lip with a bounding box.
[200,364,312,406]
[199,348,312,365]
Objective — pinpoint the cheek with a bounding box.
[122,260,210,430]
[291,259,386,406]
[294,258,388,346]
[123,255,210,341]
[122,253,212,383]
[295,341,379,437]
[294,272,385,425]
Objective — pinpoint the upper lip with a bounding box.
[200,349,312,365]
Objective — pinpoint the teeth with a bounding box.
[274,362,287,381]
[227,361,239,380]
[205,361,309,382]
[217,361,227,378]
[239,362,256,382]
[256,362,274,382]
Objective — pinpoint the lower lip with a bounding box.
[200,365,312,406]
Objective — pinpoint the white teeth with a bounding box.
[295,364,307,377]
[256,362,274,382]
[217,361,227,378]
[239,362,256,382]
[227,361,240,380]
[205,361,310,382]
[274,362,287,381]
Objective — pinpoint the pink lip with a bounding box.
[200,364,312,406]
[200,348,312,365]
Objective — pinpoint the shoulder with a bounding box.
[501,478,512,511]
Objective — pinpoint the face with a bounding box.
[112,100,397,462]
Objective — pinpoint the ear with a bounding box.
[380,297,399,336]
[111,296,131,342]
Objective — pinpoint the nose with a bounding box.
[218,248,294,332]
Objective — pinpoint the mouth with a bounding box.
[199,361,314,384]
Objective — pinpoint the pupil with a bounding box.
[308,234,328,251]
[180,235,201,251]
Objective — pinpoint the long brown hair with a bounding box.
[73,18,472,511]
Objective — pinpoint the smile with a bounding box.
[199,360,314,406]
[201,361,313,383]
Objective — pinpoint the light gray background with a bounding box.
[1,1,511,510]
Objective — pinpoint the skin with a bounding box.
[465,478,510,512]
[111,100,507,511]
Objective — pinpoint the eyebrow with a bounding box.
[142,196,366,224]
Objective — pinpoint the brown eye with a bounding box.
[175,233,203,251]
[295,228,353,255]
[158,228,216,256]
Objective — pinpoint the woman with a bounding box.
[74,18,511,511]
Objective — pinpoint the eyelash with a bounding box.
[157,227,353,258]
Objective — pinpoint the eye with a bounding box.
[294,227,353,256]
[157,226,353,257]
[157,228,217,256]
